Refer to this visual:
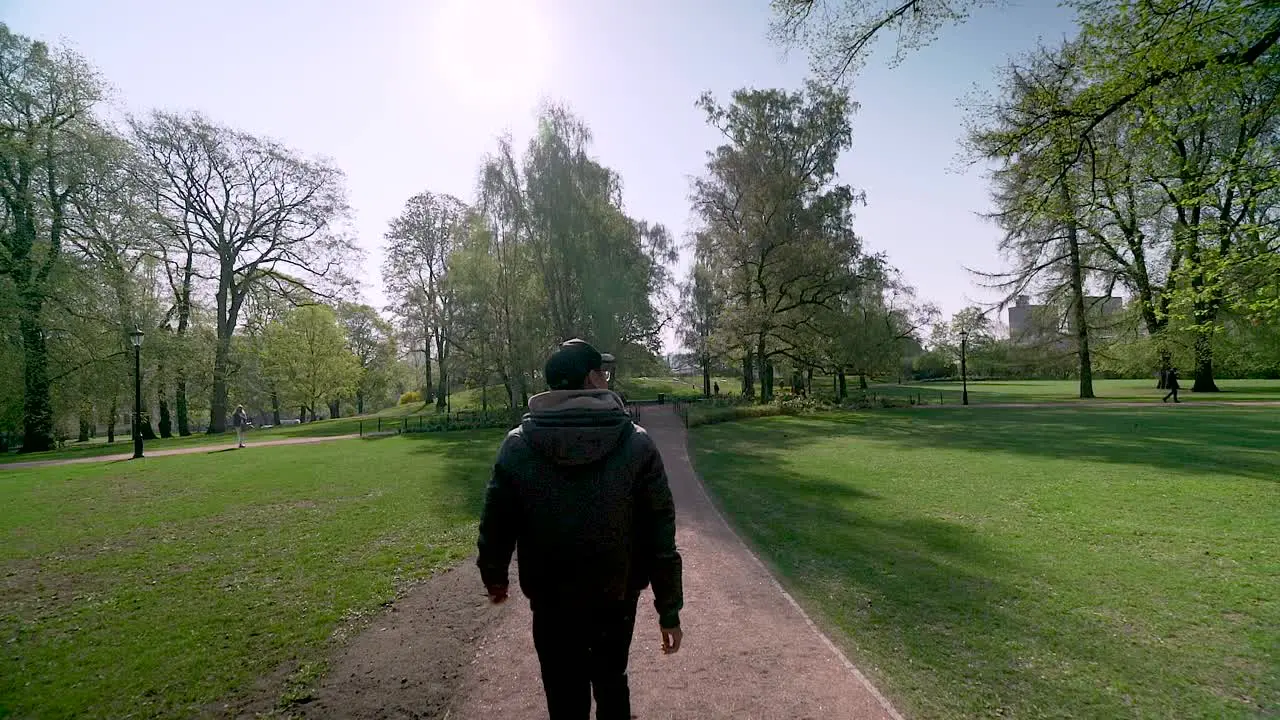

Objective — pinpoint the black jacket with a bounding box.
[476,389,683,628]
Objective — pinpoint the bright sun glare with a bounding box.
[428,0,552,111]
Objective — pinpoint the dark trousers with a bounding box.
[1164,387,1180,402]
[531,597,639,720]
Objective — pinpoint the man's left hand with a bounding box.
[486,584,509,604]
[661,626,682,655]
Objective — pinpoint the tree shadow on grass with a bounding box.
[695,431,1242,718]
[768,406,1280,482]
[396,430,503,516]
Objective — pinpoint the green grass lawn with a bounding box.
[0,402,504,466]
[869,378,1280,405]
[0,431,502,718]
[615,375,743,401]
[692,407,1279,719]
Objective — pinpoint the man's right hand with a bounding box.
[661,626,682,655]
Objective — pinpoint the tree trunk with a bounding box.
[209,333,231,433]
[157,380,173,439]
[503,378,516,409]
[175,377,191,436]
[754,337,771,403]
[140,413,158,440]
[107,396,117,443]
[837,368,847,401]
[1063,182,1095,399]
[299,406,307,423]
[423,347,434,404]
[356,391,365,415]
[174,253,195,437]
[858,372,868,390]
[701,361,711,398]
[77,411,91,443]
[435,332,448,411]
[741,354,755,399]
[806,367,814,396]
[18,309,56,453]
[1192,331,1219,392]
[328,399,340,419]
[271,391,282,425]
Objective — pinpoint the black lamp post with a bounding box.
[130,326,145,459]
[959,329,969,406]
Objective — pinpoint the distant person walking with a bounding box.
[477,338,684,720]
[232,405,250,447]
[713,381,720,397]
[1162,368,1181,403]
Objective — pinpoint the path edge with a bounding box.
[674,415,906,720]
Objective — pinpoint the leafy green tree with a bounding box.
[692,82,867,402]
[261,305,360,422]
[912,349,956,380]
[0,25,109,451]
[824,267,936,394]
[931,307,998,373]
[448,194,542,409]
[475,104,676,361]
[966,40,1101,398]
[336,302,396,414]
[773,0,1280,110]
[1129,53,1278,391]
[520,104,676,352]
[771,0,998,81]
[433,106,675,409]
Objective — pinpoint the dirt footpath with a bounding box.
[302,406,902,719]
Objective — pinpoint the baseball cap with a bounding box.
[544,338,616,390]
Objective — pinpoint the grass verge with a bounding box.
[869,378,1280,405]
[691,406,1279,718]
[0,431,502,718]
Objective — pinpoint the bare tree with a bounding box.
[382,191,467,409]
[132,112,355,433]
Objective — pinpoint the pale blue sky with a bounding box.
[3,0,1077,346]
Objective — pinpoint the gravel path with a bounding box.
[453,405,901,719]
[305,405,902,719]
[0,434,360,470]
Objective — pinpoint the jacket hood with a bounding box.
[521,389,633,466]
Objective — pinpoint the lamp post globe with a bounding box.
[130,327,145,459]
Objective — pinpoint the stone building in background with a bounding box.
[1008,294,1127,347]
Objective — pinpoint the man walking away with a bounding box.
[1162,368,1181,403]
[477,338,684,720]
[232,404,249,447]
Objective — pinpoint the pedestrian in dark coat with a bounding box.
[477,338,684,720]
[1162,368,1181,403]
